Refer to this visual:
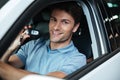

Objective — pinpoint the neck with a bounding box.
[50,39,71,50]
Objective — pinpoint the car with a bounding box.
[0,0,120,80]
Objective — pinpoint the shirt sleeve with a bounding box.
[60,54,86,75]
[15,37,46,65]
[15,39,36,64]
[15,43,29,64]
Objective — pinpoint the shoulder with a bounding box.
[66,52,87,67]
[67,46,87,63]
[70,51,86,61]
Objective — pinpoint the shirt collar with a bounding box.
[46,40,75,54]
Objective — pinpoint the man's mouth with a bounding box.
[52,31,62,36]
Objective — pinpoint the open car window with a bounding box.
[7,1,93,63]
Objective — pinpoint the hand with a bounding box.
[20,25,32,44]
[8,25,32,51]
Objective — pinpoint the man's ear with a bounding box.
[72,23,80,32]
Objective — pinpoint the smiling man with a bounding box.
[49,8,78,48]
[0,1,86,80]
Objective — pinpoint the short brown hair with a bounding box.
[50,1,83,25]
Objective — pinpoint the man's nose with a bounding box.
[53,22,61,30]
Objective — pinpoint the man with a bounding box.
[0,1,86,80]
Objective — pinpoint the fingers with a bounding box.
[20,25,32,33]
[24,25,32,30]
[20,33,30,43]
[19,25,32,43]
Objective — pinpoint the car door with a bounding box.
[66,49,120,80]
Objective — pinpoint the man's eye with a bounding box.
[62,21,69,24]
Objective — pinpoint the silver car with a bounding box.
[0,0,120,80]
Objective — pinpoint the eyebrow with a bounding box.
[62,19,71,23]
[50,16,71,22]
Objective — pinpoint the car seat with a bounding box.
[72,15,93,63]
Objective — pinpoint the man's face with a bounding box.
[49,9,78,43]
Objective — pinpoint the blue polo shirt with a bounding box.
[16,38,86,75]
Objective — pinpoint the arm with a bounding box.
[0,35,25,68]
[0,61,36,80]
[8,54,24,68]
[1,26,30,65]
[0,61,65,80]
[0,43,21,63]
[47,71,66,78]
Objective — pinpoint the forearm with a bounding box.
[0,61,35,80]
[1,40,20,63]
[47,71,66,78]
[1,49,15,63]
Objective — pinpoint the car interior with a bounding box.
[23,5,93,63]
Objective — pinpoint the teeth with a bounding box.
[53,31,59,35]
